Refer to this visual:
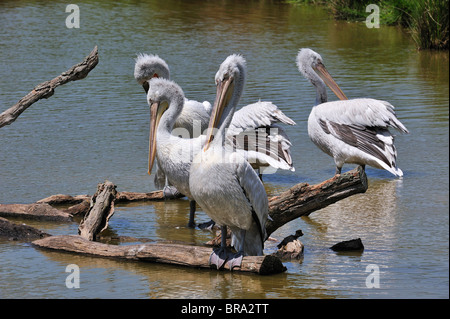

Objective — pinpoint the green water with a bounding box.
[0,0,448,299]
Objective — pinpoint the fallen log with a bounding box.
[266,166,368,236]
[0,190,174,221]
[0,203,72,222]
[0,46,98,128]
[32,235,286,275]
[36,194,90,205]
[78,181,117,241]
[36,189,181,206]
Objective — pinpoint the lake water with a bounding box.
[0,0,448,299]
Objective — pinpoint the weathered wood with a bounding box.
[32,235,286,275]
[78,181,117,241]
[0,217,51,241]
[266,166,368,236]
[36,194,90,205]
[0,46,98,128]
[0,203,72,222]
[36,189,181,206]
[115,190,184,203]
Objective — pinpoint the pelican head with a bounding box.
[204,54,247,150]
[296,48,347,102]
[134,53,170,93]
[146,78,185,175]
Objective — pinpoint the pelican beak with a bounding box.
[148,101,167,175]
[314,62,348,100]
[204,76,235,151]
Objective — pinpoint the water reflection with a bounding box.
[0,0,448,299]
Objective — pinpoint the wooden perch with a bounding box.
[78,181,117,241]
[36,189,179,205]
[0,190,177,222]
[0,46,98,128]
[0,203,72,222]
[32,235,286,275]
[266,166,368,236]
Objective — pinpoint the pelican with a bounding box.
[139,54,295,228]
[146,78,207,226]
[190,54,268,269]
[134,53,212,137]
[296,48,409,176]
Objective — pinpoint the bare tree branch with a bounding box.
[0,46,99,128]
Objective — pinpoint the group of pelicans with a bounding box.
[133,48,409,269]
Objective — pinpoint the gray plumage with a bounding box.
[190,54,269,257]
[297,48,409,176]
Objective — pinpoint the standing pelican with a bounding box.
[146,78,208,228]
[138,54,295,228]
[296,48,409,176]
[190,55,268,269]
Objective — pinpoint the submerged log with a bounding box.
[78,181,117,241]
[32,235,286,275]
[0,46,99,129]
[0,217,50,241]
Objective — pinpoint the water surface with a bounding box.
[0,0,448,299]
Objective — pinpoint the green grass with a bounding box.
[286,0,449,50]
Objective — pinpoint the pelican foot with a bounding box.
[163,186,182,199]
[209,247,229,270]
[226,251,243,270]
[198,220,216,230]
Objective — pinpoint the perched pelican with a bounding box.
[139,54,295,228]
[190,54,268,269]
[296,48,409,176]
[146,78,208,228]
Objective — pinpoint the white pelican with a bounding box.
[190,54,268,269]
[296,48,409,176]
[138,54,295,228]
[134,53,212,137]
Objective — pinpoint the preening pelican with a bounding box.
[296,48,409,176]
[138,54,295,228]
[190,55,268,269]
[135,53,212,137]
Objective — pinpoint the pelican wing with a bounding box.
[229,125,294,172]
[314,98,409,174]
[230,153,269,255]
[228,101,296,136]
[315,98,409,133]
[226,101,296,172]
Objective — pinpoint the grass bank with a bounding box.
[287,0,449,50]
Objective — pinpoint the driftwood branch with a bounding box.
[0,203,73,222]
[0,46,99,128]
[32,235,286,275]
[78,181,117,241]
[0,190,177,221]
[266,166,368,236]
